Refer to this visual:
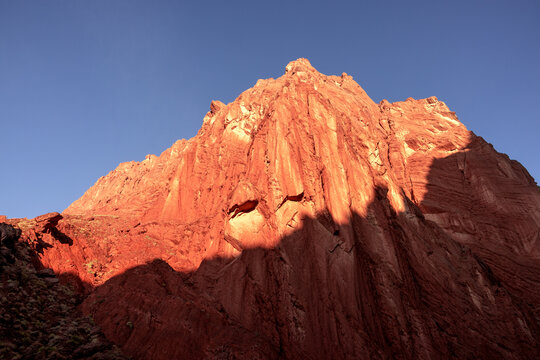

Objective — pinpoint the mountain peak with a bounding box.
[48,61,540,359]
[284,57,317,74]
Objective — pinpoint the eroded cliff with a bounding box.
[11,59,539,359]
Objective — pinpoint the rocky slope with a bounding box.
[12,59,540,359]
[0,219,126,360]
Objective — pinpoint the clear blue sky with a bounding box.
[1,1,539,218]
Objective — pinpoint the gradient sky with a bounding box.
[1,0,539,218]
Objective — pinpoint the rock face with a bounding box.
[24,59,540,358]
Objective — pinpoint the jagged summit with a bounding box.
[64,59,464,229]
[284,58,353,82]
[284,57,317,73]
[19,61,540,359]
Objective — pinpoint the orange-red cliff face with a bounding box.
[25,59,540,359]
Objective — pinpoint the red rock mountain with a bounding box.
[23,59,540,358]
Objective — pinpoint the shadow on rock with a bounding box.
[79,185,539,360]
[419,135,540,325]
[0,222,126,360]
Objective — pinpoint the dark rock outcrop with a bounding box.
[0,222,127,359]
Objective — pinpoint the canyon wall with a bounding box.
[16,59,539,359]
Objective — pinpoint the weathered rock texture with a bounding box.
[19,59,540,359]
[0,222,126,360]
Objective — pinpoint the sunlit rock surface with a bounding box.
[18,59,540,359]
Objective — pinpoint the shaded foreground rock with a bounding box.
[0,222,127,360]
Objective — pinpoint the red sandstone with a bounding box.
[13,59,540,359]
